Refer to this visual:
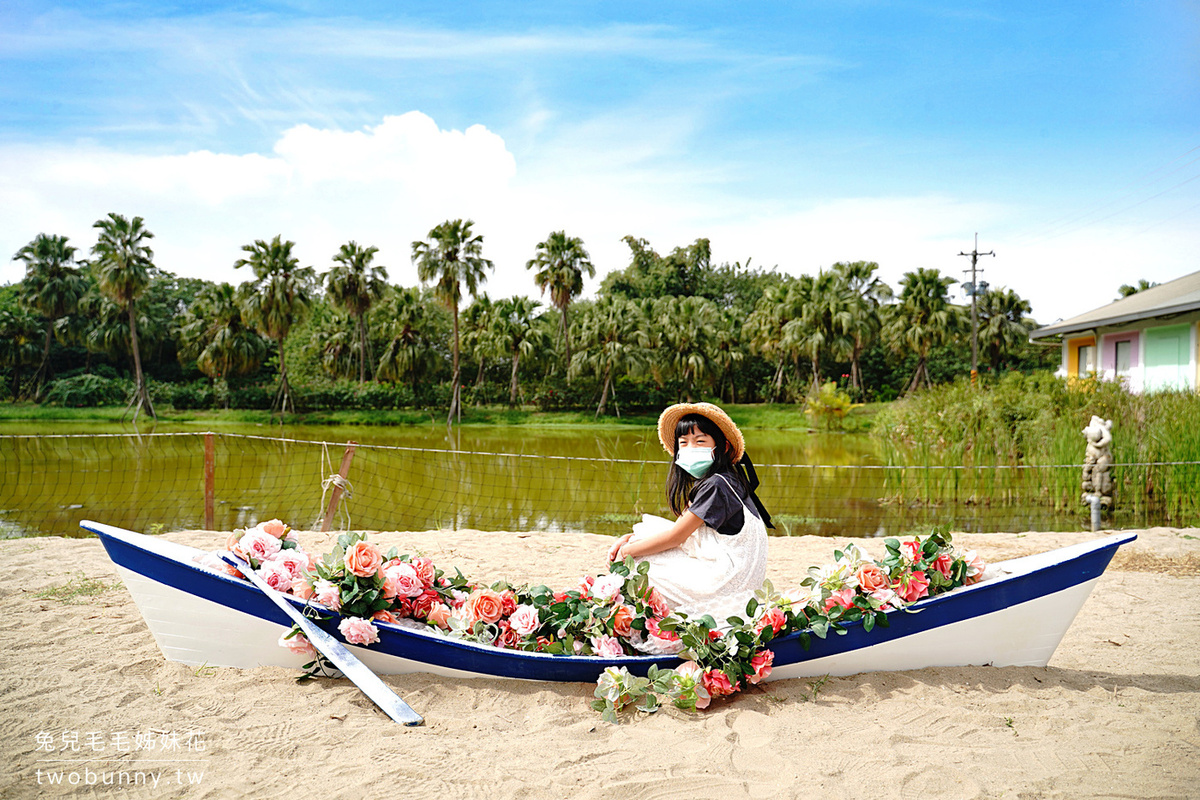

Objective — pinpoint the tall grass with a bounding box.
[874,372,1200,525]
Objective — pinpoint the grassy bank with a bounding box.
[0,401,880,432]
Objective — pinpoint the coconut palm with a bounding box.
[90,213,157,421]
[325,242,389,383]
[234,235,316,413]
[176,283,268,405]
[13,233,88,395]
[526,231,595,374]
[977,287,1035,373]
[832,261,892,395]
[492,296,549,404]
[710,309,746,403]
[570,297,646,417]
[412,219,494,424]
[883,268,962,393]
[376,287,442,391]
[461,294,498,394]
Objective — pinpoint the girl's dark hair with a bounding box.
[666,413,748,515]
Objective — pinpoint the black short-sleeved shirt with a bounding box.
[688,470,761,535]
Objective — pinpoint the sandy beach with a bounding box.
[2,527,1198,799]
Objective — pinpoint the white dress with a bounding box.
[631,474,769,627]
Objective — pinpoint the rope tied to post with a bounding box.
[316,441,356,531]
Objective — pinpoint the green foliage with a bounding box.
[804,381,860,429]
[43,373,130,407]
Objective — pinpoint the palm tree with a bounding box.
[743,283,800,402]
[376,287,441,392]
[492,296,549,404]
[325,242,389,383]
[710,310,746,403]
[883,268,962,393]
[234,235,316,413]
[0,306,43,399]
[526,231,595,375]
[461,293,498,395]
[571,297,646,417]
[176,283,268,405]
[782,272,852,392]
[977,287,1034,373]
[659,295,719,402]
[13,233,88,396]
[1117,279,1158,299]
[412,219,494,425]
[90,213,157,421]
[832,261,892,395]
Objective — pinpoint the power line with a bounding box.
[959,233,995,383]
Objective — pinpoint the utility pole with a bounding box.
[958,233,995,385]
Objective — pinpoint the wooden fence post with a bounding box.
[204,433,215,530]
[321,441,358,532]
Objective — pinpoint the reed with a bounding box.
[874,372,1200,525]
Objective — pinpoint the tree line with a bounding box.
[3,213,1057,421]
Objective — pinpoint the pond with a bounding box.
[0,420,1105,539]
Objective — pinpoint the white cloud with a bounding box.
[2,110,1197,328]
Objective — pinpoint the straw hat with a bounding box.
[657,403,745,463]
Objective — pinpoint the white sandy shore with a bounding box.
[1,527,1198,799]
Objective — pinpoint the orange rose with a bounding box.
[610,604,634,638]
[344,541,383,578]
[855,563,888,593]
[426,603,452,629]
[225,531,246,559]
[465,588,505,624]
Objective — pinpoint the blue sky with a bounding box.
[2,1,1197,322]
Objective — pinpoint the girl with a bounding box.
[608,402,770,626]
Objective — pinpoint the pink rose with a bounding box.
[465,589,505,624]
[870,587,899,610]
[647,589,672,618]
[409,589,439,620]
[386,563,424,598]
[338,617,379,646]
[508,604,541,636]
[291,575,315,600]
[240,529,281,563]
[755,606,787,636]
[748,650,774,684]
[931,553,953,580]
[823,587,857,613]
[496,622,521,649]
[855,562,888,592]
[225,531,246,559]
[278,630,315,657]
[410,557,436,588]
[702,669,739,698]
[645,618,680,642]
[962,550,986,585]
[259,518,289,539]
[900,538,923,564]
[425,603,452,629]
[552,590,569,604]
[257,561,292,593]
[269,549,311,580]
[589,573,625,604]
[313,579,341,611]
[344,541,383,578]
[894,571,930,603]
[590,634,625,658]
[577,575,595,594]
[499,590,518,617]
[675,661,711,710]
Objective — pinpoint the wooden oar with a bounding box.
[220,551,424,726]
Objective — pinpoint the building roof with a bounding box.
[1030,270,1200,340]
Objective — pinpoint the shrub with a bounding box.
[43,374,130,407]
[169,381,216,410]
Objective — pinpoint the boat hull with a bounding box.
[84,521,1135,683]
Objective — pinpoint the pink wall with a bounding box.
[1101,331,1139,372]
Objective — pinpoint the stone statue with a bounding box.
[1081,415,1114,509]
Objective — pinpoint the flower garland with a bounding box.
[200,522,986,721]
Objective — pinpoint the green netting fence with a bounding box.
[2,432,1197,540]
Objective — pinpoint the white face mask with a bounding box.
[676,446,715,478]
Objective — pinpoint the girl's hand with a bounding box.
[608,533,633,562]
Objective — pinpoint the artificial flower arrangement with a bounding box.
[201,522,986,722]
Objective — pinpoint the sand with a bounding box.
[2,527,1198,800]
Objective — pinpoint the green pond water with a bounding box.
[0,421,1098,539]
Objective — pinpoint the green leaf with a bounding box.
[745,598,759,617]
[863,613,875,633]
